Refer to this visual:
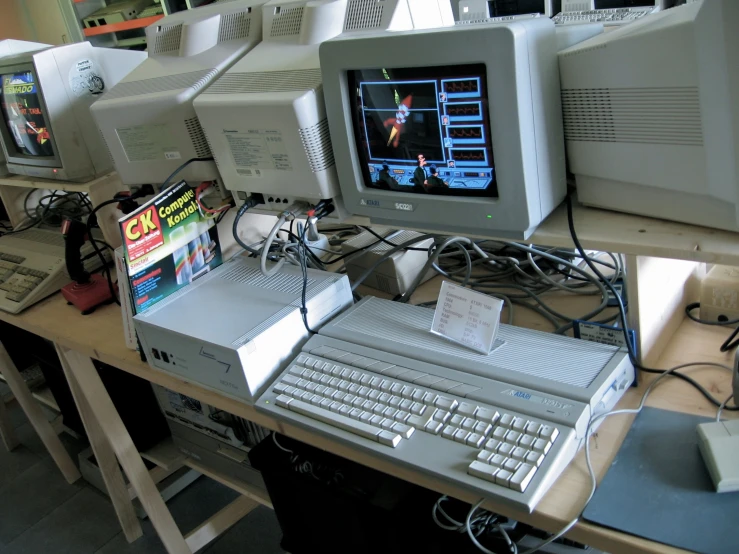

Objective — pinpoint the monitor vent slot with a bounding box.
[345,0,384,30]
[561,87,704,146]
[14,229,65,248]
[299,118,335,173]
[219,264,312,296]
[103,69,218,99]
[204,68,322,94]
[270,6,304,37]
[150,23,183,54]
[100,132,115,163]
[218,10,252,42]
[185,117,212,158]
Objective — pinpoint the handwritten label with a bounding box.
[431,281,503,354]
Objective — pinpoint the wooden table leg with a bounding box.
[0,341,80,484]
[62,349,191,554]
[0,389,19,451]
[55,345,143,543]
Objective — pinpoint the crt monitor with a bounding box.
[0,43,145,182]
[194,0,453,221]
[321,18,565,239]
[559,0,739,232]
[91,0,267,188]
[0,40,50,178]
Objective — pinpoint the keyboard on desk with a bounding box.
[0,228,108,314]
[554,7,657,26]
[260,337,580,513]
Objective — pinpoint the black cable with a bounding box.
[566,193,739,411]
[359,226,430,251]
[232,200,262,255]
[160,157,215,191]
[685,302,739,352]
[86,198,122,306]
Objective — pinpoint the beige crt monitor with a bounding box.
[559,0,739,231]
[0,43,145,182]
[320,18,566,239]
[91,0,267,187]
[194,0,454,221]
[0,40,50,177]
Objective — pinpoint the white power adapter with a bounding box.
[303,233,332,262]
[698,265,739,325]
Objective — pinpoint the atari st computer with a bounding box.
[320,17,565,238]
[194,0,454,220]
[0,43,145,182]
[91,0,267,187]
[559,0,739,232]
[259,297,634,513]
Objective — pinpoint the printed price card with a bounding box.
[431,281,504,354]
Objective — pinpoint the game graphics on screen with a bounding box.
[351,64,498,198]
[0,71,54,158]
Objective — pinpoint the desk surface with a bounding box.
[1,288,735,554]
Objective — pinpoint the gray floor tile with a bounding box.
[95,476,243,554]
[204,506,286,554]
[0,439,42,491]
[15,420,89,465]
[0,460,85,546]
[3,487,121,554]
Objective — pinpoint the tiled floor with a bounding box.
[0,383,285,554]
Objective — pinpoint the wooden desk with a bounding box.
[0,281,735,554]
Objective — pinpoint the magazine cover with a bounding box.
[120,180,223,314]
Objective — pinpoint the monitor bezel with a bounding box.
[320,21,565,239]
[0,61,63,169]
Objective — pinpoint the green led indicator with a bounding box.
[486,215,492,219]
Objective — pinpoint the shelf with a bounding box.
[83,14,164,37]
[0,372,60,412]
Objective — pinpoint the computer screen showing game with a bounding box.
[349,64,497,198]
[0,68,55,159]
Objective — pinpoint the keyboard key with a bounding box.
[466,433,484,448]
[289,366,303,376]
[510,464,536,493]
[285,399,389,444]
[495,469,513,487]
[359,412,373,423]
[447,383,481,397]
[504,458,521,472]
[461,418,475,431]
[275,394,292,408]
[477,450,494,463]
[422,392,438,405]
[453,429,469,444]
[273,382,288,393]
[283,375,300,385]
[491,427,508,441]
[435,397,458,411]
[348,384,360,395]
[505,431,522,445]
[526,451,545,467]
[411,402,427,416]
[388,396,402,408]
[378,392,392,404]
[498,443,514,456]
[359,375,373,386]
[525,422,542,435]
[499,414,514,428]
[314,385,327,395]
[400,386,414,399]
[539,426,559,442]
[357,386,371,398]
[457,402,478,417]
[390,383,404,395]
[485,439,503,452]
[380,418,395,430]
[489,453,506,469]
[533,438,551,454]
[512,447,528,461]
[519,434,536,449]
[394,411,410,423]
[433,410,450,423]
[430,379,463,392]
[411,389,425,402]
[425,421,443,435]
[511,417,527,433]
[373,404,386,415]
[414,375,444,387]
[368,390,381,401]
[383,407,398,419]
[468,460,498,483]
[349,408,362,419]
[393,424,414,439]
[407,413,433,430]
[369,415,384,426]
[319,375,332,385]
[474,421,492,436]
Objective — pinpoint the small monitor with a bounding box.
[0,40,50,177]
[0,42,144,182]
[559,0,739,231]
[195,0,454,220]
[321,18,565,238]
[91,0,267,187]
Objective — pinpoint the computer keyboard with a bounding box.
[456,13,542,26]
[554,7,657,26]
[259,297,634,513]
[0,227,108,314]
